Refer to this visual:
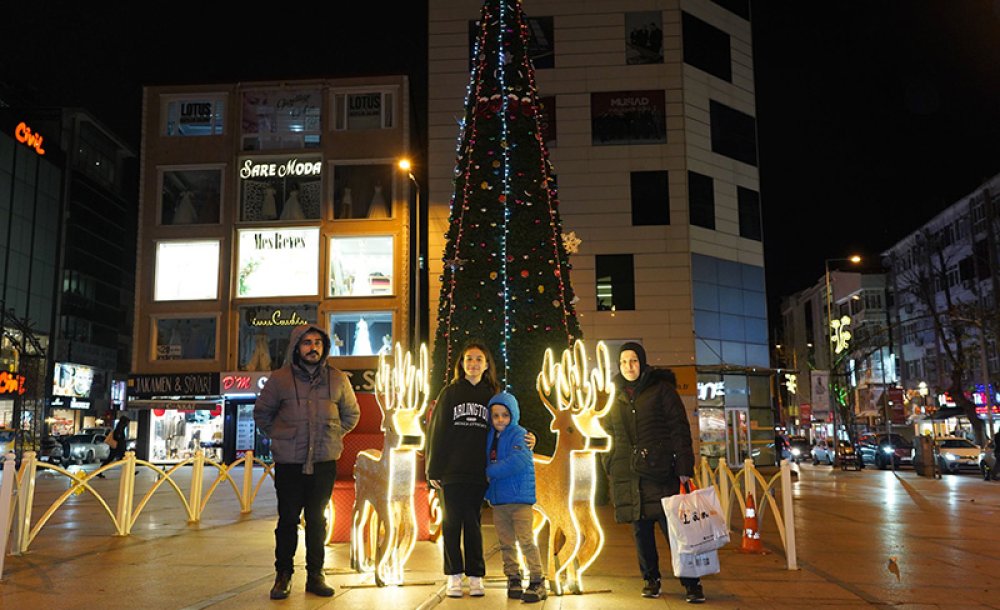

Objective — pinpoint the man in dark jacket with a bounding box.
[601,342,705,604]
[254,324,360,600]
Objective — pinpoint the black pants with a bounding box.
[273,460,336,574]
[439,482,487,577]
[633,515,700,587]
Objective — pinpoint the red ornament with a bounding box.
[520,269,530,278]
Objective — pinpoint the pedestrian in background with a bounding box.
[254,324,360,600]
[96,415,129,478]
[484,391,546,603]
[601,342,706,604]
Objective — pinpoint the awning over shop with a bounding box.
[924,406,967,421]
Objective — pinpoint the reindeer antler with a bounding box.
[375,344,430,421]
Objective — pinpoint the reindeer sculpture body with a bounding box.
[350,344,430,586]
[532,340,614,595]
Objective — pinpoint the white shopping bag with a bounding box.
[669,542,720,579]
[662,483,730,554]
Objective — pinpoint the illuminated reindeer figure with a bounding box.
[532,340,614,595]
[350,343,430,586]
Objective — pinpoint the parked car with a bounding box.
[38,435,68,465]
[980,438,998,480]
[787,436,811,463]
[858,433,914,469]
[811,439,851,465]
[935,436,981,474]
[65,432,111,464]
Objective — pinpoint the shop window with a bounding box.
[237,304,318,371]
[329,311,393,357]
[163,96,226,136]
[595,254,635,311]
[625,11,664,65]
[153,240,220,301]
[631,170,670,225]
[148,408,224,463]
[332,163,394,220]
[333,91,395,131]
[159,167,223,225]
[235,227,320,298]
[239,155,322,222]
[241,88,321,150]
[330,236,394,297]
[152,316,218,361]
[591,90,666,145]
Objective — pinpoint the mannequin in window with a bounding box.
[247,331,273,371]
[367,183,388,219]
[353,318,373,355]
[262,184,278,219]
[280,184,304,220]
[340,187,354,218]
[172,190,197,224]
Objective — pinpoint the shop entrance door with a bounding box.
[726,408,751,464]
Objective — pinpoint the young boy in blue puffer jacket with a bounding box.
[484,391,547,603]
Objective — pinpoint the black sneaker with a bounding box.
[685,583,706,604]
[641,578,661,598]
[507,577,523,599]
[521,580,547,603]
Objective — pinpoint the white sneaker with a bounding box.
[446,574,464,597]
[469,576,485,597]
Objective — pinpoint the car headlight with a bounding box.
[882,447,895,455]
[944,453,956,461]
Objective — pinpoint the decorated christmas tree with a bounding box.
[432,0,581,453]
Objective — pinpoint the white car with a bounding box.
[65,432,112,464]
[935,436,981,474]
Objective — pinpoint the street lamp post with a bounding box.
[825,255,861,456]
[398,159,421,350]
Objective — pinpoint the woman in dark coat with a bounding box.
[96,415,130,478]
[601,342,705,604]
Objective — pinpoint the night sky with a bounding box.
[4,1,999,316]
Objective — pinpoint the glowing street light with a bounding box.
[825,255,861,452]
[398,159,421,350]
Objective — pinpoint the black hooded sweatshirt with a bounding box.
[425,377,496,485]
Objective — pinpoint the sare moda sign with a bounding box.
[239,158,322,179]
[236,227,319,298]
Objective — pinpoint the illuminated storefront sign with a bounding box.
[53,362,94,398]
[50,396,91,410]
[128,373,219,399]
[0,371,27,395]
[249,308,309,327]
[15,121,45,155]
[239,158,322,179]
[236,227,319,298]
[221,372,270,395]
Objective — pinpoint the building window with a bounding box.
[332,163,394,220]
[333,91,395,131]
[159,167,223,225]
[163,96,226,136]
[688,171,715,230]
[469,16,554,70]
[330,236,394,297]
[154,240,220,301]
[329,311,394,356]
[710,100,757,166]
[235,227,320,298]
[630,170,670,225]
[239,155,322,222]
[237,304,318,371]
[682,12,732,81]
[625,11,664,65]
[710,0,750,20]
[591,90,667,145]
[152,316,218,361]
[241,88,321,150]
[737,186,761,241]
[596,254,635,311]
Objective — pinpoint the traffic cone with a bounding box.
[740,493,766,554]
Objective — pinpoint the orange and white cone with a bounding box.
[740,493,766,554]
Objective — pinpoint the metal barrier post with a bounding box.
[241,451,255,514]
[780,460,797,570]
[0,452,17,579]
[113,453,137,535]
[718,457,731,528]
[189,450,205,523]
[11,452,38,555]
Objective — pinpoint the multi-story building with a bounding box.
[131,77,415,463]
[0,105,136,452]
[428,0,774,464]
[882,171,1000,438]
